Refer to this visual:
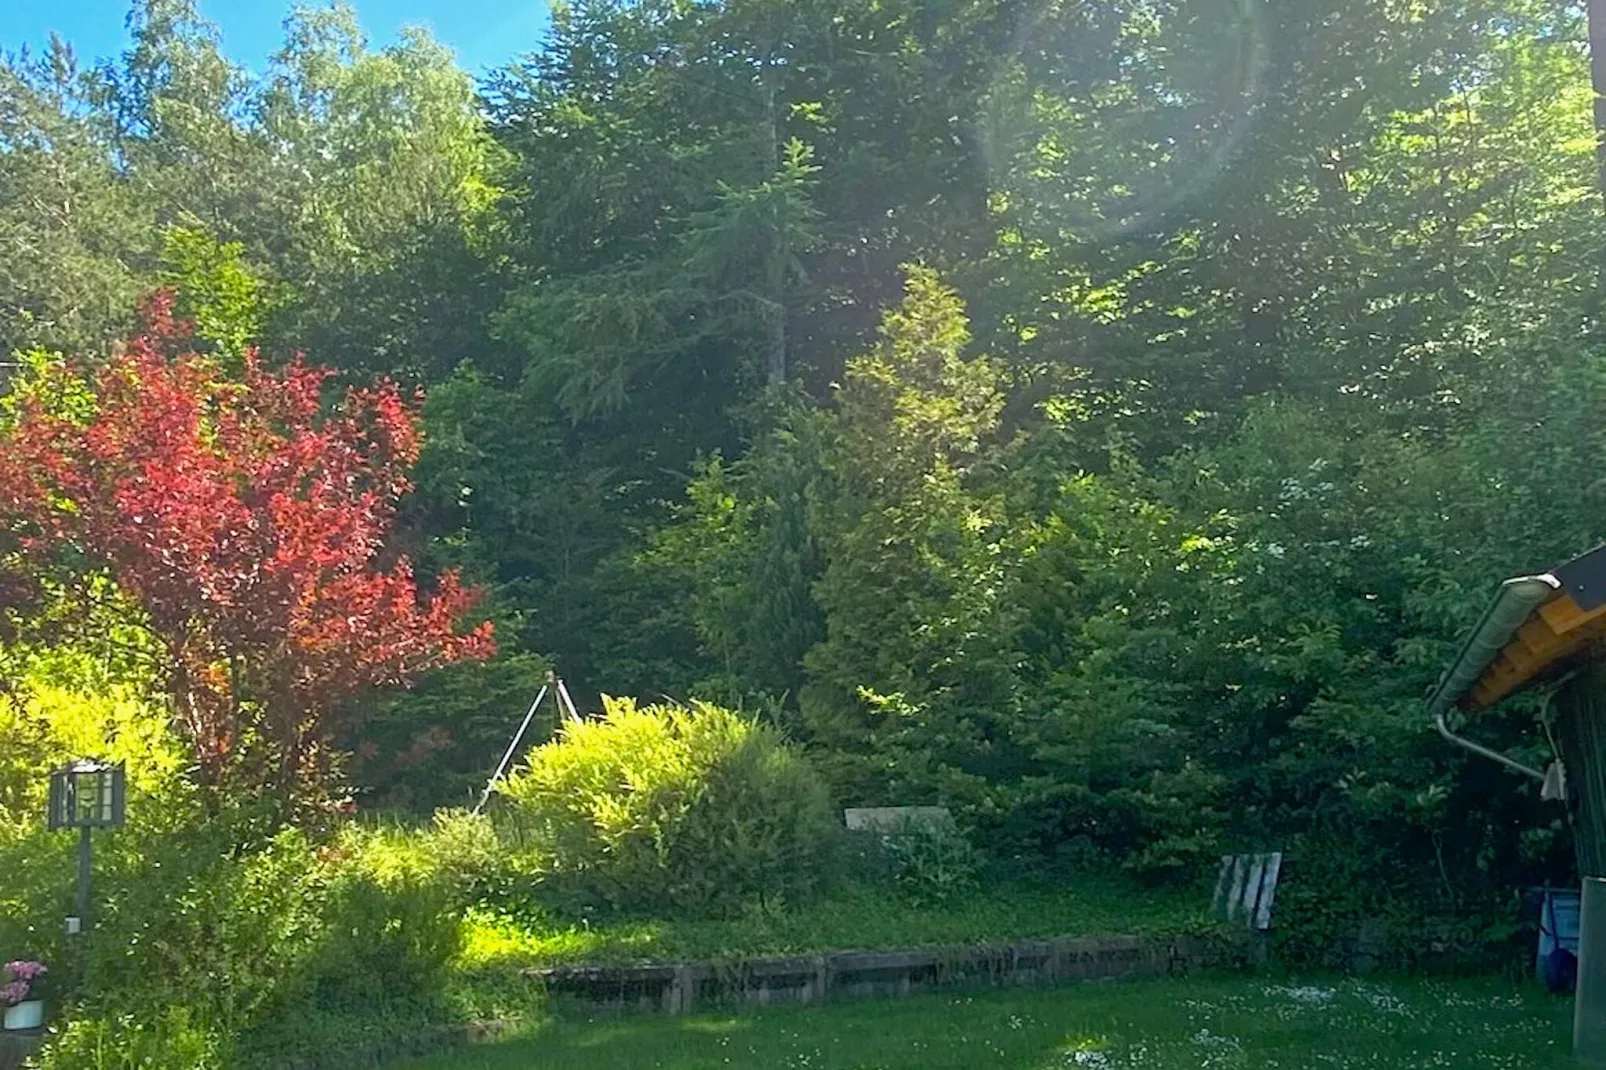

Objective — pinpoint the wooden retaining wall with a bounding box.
[524,932,1247,1015]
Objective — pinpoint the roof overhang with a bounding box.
[1426,543,1606,721]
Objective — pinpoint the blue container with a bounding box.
[1539,887,1581,994]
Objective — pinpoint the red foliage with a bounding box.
[0,293,493,798]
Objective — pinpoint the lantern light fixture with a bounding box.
[46,759,125,937]
[47,760,126,830]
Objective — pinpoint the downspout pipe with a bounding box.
[1427,573,1561,782]
[1435,708,1546,781]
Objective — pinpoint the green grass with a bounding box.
[400,973,1572,1069]
[458,875,1208,969]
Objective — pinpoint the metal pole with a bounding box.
[76,826,91,930]
[472,684,549,814]
[556,678,581,722]
[1579,877,1606,1067]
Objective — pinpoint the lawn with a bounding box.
[458,875,1208,969]
[403,974,1572,1070]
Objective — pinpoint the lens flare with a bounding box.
[977,0,1267,244]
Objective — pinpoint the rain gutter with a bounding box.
[1426,574,1559,782]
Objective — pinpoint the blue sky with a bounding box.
[0,0,553,76]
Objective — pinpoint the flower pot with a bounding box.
[3,1000,43,1031]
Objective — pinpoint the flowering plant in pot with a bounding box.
[1,961,48,1031]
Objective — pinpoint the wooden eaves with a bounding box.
[1426,543,1606,723]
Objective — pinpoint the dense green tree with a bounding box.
[254,4,507,380]
[0,40,154,359]
[980,0,1599,442]
[799,267,1020,804]
[2,0,503,380]
[7,0,1606,947]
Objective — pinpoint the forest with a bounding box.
[3,0,1606,1063]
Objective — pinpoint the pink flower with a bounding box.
[1,961,46,1004]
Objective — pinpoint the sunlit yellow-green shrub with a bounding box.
[497,697,837,918]
[0,667,475,1066]
[35,1005,227,1070]
[0,675,197,974]
[0,680,194,838]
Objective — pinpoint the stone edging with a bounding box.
[522,931,1248,1015]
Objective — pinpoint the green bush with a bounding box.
[877,817,983,906]
[0,668,594,1064]
[31,817,478,1068]
[423,807,510,904]
[0,653,494,1064]
[309,868,464,1008]
[497,697,838,918]
[86,819,327,1027]
[35,1006,227,1070]
[0,673,201,989]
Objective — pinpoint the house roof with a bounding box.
[1426,543,1606,720]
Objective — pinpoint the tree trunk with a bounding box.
[1591,0,1606,189]
[762,46,788,387]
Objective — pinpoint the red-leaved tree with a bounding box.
[0,293,494,801]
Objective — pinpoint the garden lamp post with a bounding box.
[1427,543,1606,1067]
[47,760,126,936]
